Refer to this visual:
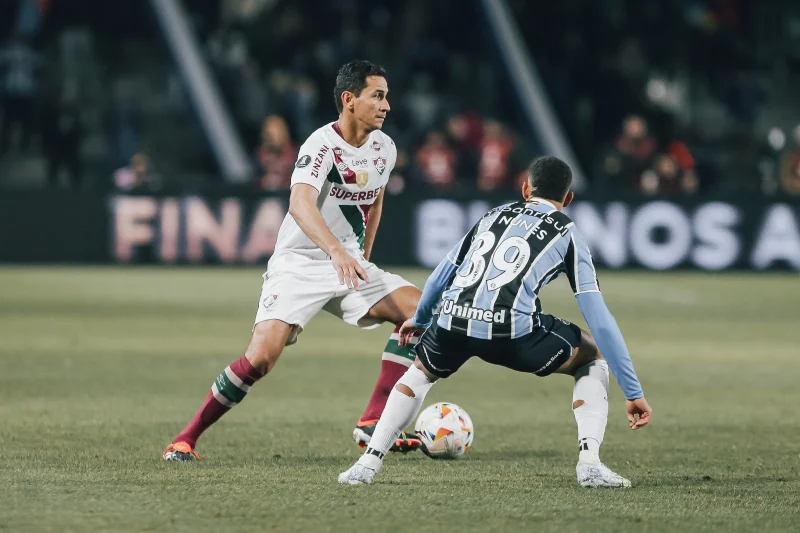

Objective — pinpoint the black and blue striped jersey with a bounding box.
[435,198,600,340]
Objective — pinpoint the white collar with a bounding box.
[528,197,557,209]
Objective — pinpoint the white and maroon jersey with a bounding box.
[271,122,397,262]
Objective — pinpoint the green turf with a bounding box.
[1,266,798,532]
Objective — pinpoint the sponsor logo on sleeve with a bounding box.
[262,294,279,308]
[295,155,311,168]
[310,146,330,178]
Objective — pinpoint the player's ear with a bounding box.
[563,191,575,208]
[521,179,531,200]
[342,91,355,111]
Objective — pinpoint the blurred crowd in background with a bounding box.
[1,0,800,197]
[202,0,533,195]
[514,0,800,197]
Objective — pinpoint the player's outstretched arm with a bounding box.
[576,291,651,429]
[566,226,651,428]
[289,184,368,289]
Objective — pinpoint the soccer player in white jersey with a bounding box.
[339,156,653,487]
[163,61,425,461]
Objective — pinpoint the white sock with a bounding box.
[358,366,434,469]
[572,360,609,464]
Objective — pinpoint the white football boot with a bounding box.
[576,458,632,488]
[338,453,382,485]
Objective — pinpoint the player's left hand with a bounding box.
[626,397,652,430]
[398,319,424,347]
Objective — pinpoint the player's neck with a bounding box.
[335,117,371,148]
[527,196,564,211]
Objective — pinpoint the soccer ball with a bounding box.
[414,402,474,459]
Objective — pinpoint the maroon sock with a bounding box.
[173,355,264,448]
[358,323,416,424]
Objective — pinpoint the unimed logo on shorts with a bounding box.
[441,299,506,323]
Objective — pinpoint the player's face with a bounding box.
[355,76,390,130]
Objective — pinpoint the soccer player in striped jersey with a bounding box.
[339,156,653,487]
[162,60,423,461]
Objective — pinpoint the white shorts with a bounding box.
[254,252,415,345]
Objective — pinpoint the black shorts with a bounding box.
[415,314,581,379]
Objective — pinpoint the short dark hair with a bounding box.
[333,60,387,113]
[527,156,573,201]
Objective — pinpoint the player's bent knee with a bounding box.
[573,358,610,389]
[245,321,290,373]
[247,351,279,373]
[245,344,279,373]
[396,365,436,398]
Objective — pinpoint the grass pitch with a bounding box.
[0,266,798,532]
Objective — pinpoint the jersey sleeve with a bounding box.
[564,226,600,295]
[290,132,334,192]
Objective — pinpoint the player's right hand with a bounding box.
[398,318,424,347]
[626,397,652,430]
[331,249,369,290]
